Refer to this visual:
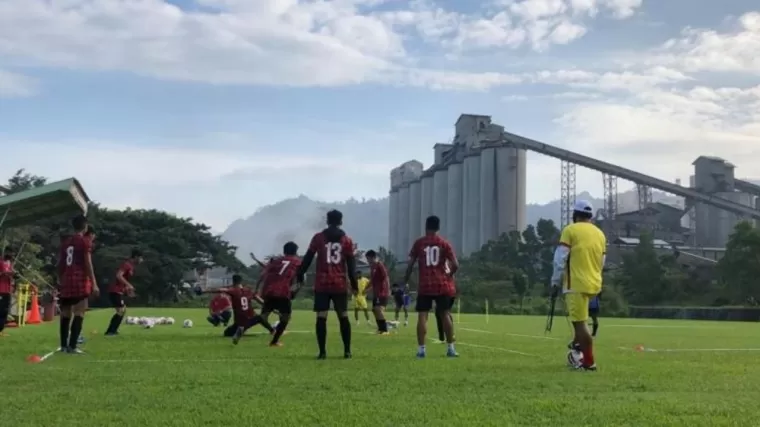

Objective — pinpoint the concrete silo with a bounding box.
[446,161,464,254]
[462,153,481,255]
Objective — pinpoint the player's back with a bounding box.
[263,255,301,297]
[411,234,454,296]
[59,234,90,278]
[562,222,606,294]
[309,228,354,292]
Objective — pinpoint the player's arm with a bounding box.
[551,227,573,287]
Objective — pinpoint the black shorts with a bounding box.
[313,292,348,313]
[263,297,292,315]
[416,295,454,313]
[373,296,388,308]
[59,296,88,307]
[109,292,126,308]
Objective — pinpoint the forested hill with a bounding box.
[221,188,697,259]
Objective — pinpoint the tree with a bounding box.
[718,221,760,303]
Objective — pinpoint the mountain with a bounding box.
[222,188,699,260]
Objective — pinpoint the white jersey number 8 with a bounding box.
[423,245,440,267]
[65,246,75,266]
[325,242,342,265]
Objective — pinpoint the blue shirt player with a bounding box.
[588,293,600,337]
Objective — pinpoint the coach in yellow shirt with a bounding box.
[551,200,606,371]
[353,271,371,325]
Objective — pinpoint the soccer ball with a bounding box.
[566,349,584,369]
[166,317,175,325]
[183,319,193,328]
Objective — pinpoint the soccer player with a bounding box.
[0,250,14,337]
[391,283,409,326]
[204,274,273,344]
[256,241,301,347]
[104,248,143,336]
[57,215,100,353]
[551,200,606,371]
[365,250,390,334]
[353,270,371,325]
[207,293,232,327]
[297,209,358,359]
[404,215,459,358]
[589,293,601,337]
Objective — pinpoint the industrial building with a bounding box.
[388,114,760,259]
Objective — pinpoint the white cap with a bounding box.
[573,200,594,214]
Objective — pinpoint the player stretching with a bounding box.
[297,209,358,360]
[203,275,273,344]
[391,283,409,326]
[551,200,606,371]
[57,215,100,353]
[404,215,459,358]
[256,241,301,347]
[104,249,143,336]
[365,250,390,334]
[353,271,371,325]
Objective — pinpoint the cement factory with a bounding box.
[388,114,760,264]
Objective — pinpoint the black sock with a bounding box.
[338,316,351,354]
[60,316,71,349]
[271,319,289,344]
[68,316,84,349]
[379,319,388,332]
[592,322,599,337]
[316,317,327,355]
[106,314,121,334]
[435,312,445,341]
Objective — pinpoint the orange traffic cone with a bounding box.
[26,294,42,325]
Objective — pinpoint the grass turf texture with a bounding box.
[2,310,760,427]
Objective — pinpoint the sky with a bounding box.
[0,0,758,232]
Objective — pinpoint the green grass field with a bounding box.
[3,309,760,426]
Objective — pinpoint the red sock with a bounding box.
[582,342,595,366]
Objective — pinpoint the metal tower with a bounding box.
[561,160,577,228]
[603,173,618,220]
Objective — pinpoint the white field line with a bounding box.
[618,346,760,353]
[459,327,559,341]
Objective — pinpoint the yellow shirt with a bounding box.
[356,277,370,298]
[559,222,606,294]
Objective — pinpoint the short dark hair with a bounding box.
[283,241,298,256]
[425,215,440,232]
[71,214,88,231]
[326,209,343,226]
[232,274,243,285]
[365,249,377,258]
[131,248,143,258]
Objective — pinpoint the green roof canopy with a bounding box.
[0,178,90,228]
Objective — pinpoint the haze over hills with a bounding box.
[223,185,737,260]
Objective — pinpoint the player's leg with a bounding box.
[105,293,126,336]
[415,296,434,358]
[333,294,352,358]
[566,292,595,370]
[372,297,388,334]
[270,299,291,346]
[436,297,458,357]
[313,293,330,359]
[0,293,10,335]
[68,297,88,353]
[58,298,74,351]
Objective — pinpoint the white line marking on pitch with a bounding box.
[460,327,559,340]
[454,342,535,356]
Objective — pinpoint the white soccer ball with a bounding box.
[567,349,584,369]
[167,317,175,325]
[183,319,193,328]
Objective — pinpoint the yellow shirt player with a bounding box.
[551,200,605,371]
[353,271,371,325]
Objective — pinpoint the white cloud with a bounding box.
[0,139,396,230]
[0,69,38,97]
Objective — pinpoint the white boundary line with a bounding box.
[459,327,559,341]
